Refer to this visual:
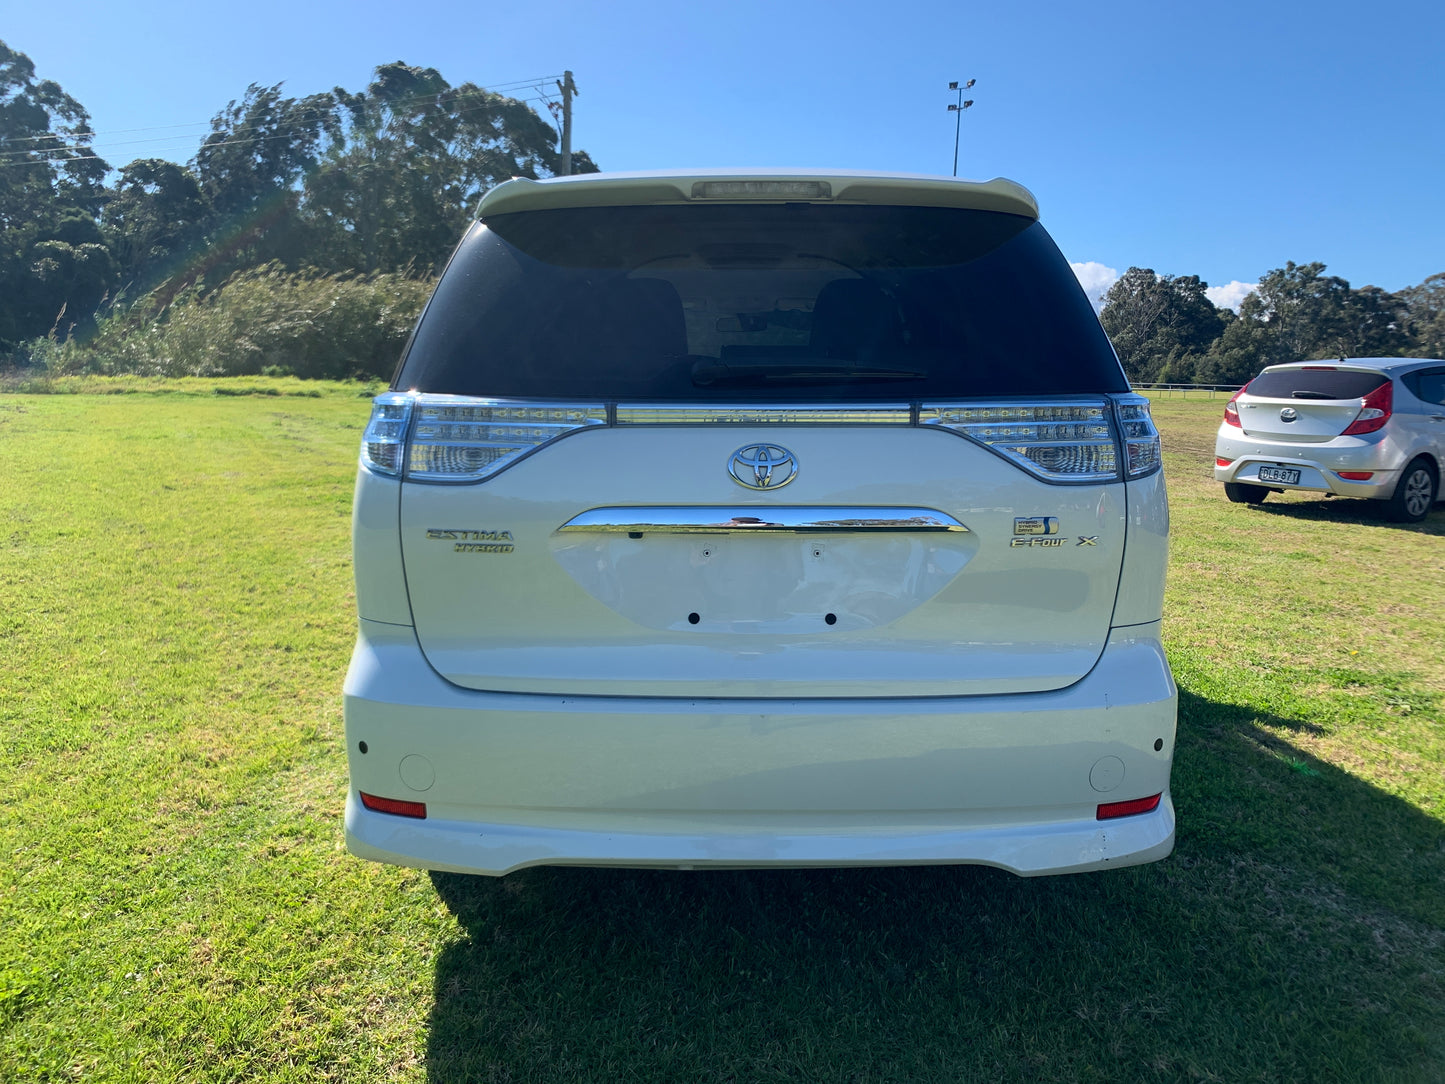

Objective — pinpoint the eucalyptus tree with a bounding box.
[0,39,112,346]
[103,158,209,294]
[1100,267,1229,383]
[190,82,341,278]
[1399,272,1445,359]
[1200,262,1409,385]
[302,61,572,273]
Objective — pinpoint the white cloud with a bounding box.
[1206,280,1257,312]
[1070,261,1118,313]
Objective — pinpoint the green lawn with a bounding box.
[1,382,1441,1082]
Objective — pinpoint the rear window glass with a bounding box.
[1247,368,1388,400]
[395,204,1126,401]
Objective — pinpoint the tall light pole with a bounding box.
[947,78,976,177]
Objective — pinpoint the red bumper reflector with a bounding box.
[1337,471,1374,481]
[1097,793,1162,820]
[1215,457,1233,467]
[360,791,427,819]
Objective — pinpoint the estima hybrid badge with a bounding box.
[729,444,798,490]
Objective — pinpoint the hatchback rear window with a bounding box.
[395,204,1126,401]
[1247,368,1388,400]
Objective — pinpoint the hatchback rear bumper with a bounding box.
[1214,456,1400,499]
[343,619,1177,877]
[1214,427,1406,499]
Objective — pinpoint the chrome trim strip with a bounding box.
[557,506,969,534]
[615,404,912,425]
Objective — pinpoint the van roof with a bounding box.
[477,169,1039,220]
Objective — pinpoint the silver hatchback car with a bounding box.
[1214,358,1445,522]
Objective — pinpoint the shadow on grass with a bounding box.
[424,689,1444,1084]
[1244,495,1445,534]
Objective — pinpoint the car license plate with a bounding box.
[1258,466,1300,485]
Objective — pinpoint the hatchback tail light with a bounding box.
[1223,385,1247,428]
[1341,380,1393,436]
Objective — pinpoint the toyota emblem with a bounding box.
[728,444,798,489]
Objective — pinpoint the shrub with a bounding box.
[5,265,434,381]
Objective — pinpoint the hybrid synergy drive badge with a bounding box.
[1011,516,1064,548]
[1013,517,1059,536]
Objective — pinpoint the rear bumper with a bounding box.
[1214,456,1399,499]
[343,619,1177,877]
[1214,427,1404,499]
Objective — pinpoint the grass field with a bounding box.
[1,380,1441,1082]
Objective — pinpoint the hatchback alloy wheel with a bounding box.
[1391,462,1437,522]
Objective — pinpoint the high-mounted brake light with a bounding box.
[691,180,832,200]
[1223,385,1248,428]
[1341,381,1392,436]
[1097,793,1161,820]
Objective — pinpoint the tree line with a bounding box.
[3,38,1441,383]
[0,40,595,364]
[1101,263,1445,387]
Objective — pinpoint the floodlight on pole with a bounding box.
[947,78,977,176]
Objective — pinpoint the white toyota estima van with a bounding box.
[344,170,1176,877]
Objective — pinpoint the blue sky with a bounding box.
[8,0,1443,308]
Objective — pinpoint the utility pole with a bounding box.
[556,71,578,175]
[947,78,976,177]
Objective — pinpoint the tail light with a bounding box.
[1223,386,1247,428]
[360,394,607,482]
[360,392,414,475]
[1341,381,1393,436]
[1115,396,1162,478]
[920,396,1160,483]
[920,401,1117,482]
[408,397,607,482]
[364,393,1162,486]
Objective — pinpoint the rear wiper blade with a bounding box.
[692,360,926,387]
[1291,390,1339,399]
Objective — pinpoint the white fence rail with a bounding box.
[1132,382,1244,400]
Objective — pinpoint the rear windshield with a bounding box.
[1247,368,1388,400]
[395,204,1126,401]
